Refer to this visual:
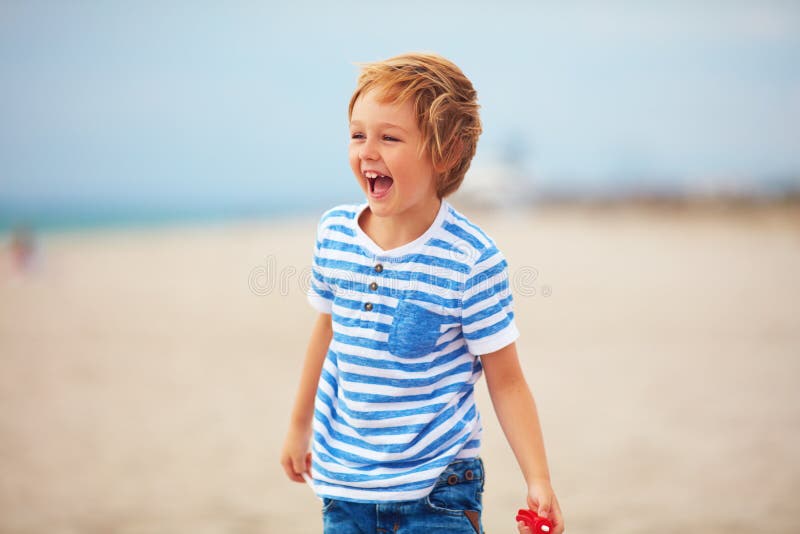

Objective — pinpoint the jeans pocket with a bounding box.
[387,299,445,358]
[425,480,483,515]
[321,497,336,513]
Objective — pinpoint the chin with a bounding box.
[367,200,389,214]
[368,200,398,216]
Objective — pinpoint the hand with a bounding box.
[279,424,312,483]
[516,478,565,534]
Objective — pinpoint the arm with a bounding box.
[481,341,565,533]
[280,311,333,482]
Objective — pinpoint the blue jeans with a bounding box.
[321,457,485,533]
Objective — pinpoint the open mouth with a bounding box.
[364,170,394,195]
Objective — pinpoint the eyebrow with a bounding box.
[349,120,409,133]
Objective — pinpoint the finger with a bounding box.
[305,451,312,473]
[292,455,308,477]
[549,494,561,521]
[552,496,565,533]
[280,457,305,483]
[537,495,552,519]
[517,521,531,534]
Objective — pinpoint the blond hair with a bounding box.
[348,52,482,199]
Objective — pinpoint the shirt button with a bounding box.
[374,263,383,273]
[364,302,373,311]
[369,281,378,291]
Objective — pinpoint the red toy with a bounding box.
[516,509,554,532]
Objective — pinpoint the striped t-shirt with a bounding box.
[306,198,520,503]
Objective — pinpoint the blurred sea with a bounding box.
[0,198,331,235]
[3,178,800,235]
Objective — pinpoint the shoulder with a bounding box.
[441,202,505,270]
[318,202,361,227]
[314,202,363,238]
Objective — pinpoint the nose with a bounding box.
[359,136,379,161]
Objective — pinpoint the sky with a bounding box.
[1,1,799,223]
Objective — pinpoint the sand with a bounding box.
[1,202,799,533]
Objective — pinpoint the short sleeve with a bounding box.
[460,246,520,355]
[306,218,334,314]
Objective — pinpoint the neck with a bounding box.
[362,197,442,251]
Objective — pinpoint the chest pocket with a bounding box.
[388,299,446,358]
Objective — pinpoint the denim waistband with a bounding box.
[432,457,485,488]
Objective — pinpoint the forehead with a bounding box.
[350,89,416,129]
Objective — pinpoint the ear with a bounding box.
[434,138,464,174]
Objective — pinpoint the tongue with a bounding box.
[374,175,393,194]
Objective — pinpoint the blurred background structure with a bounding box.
[1,2,799,533]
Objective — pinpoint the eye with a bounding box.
[383,135,400,142]
[350,132,364,140]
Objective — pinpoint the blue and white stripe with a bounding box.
[306,199,519,502]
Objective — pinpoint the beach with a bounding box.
[1,201,799,533]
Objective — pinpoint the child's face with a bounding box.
[349,90,438,217]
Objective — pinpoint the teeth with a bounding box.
[365,171,379,179]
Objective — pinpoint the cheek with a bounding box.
[348,148,359,169]
[349,152,364,186]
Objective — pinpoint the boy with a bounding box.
[280,52,564,534]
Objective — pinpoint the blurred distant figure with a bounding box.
[9,225,40,276]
